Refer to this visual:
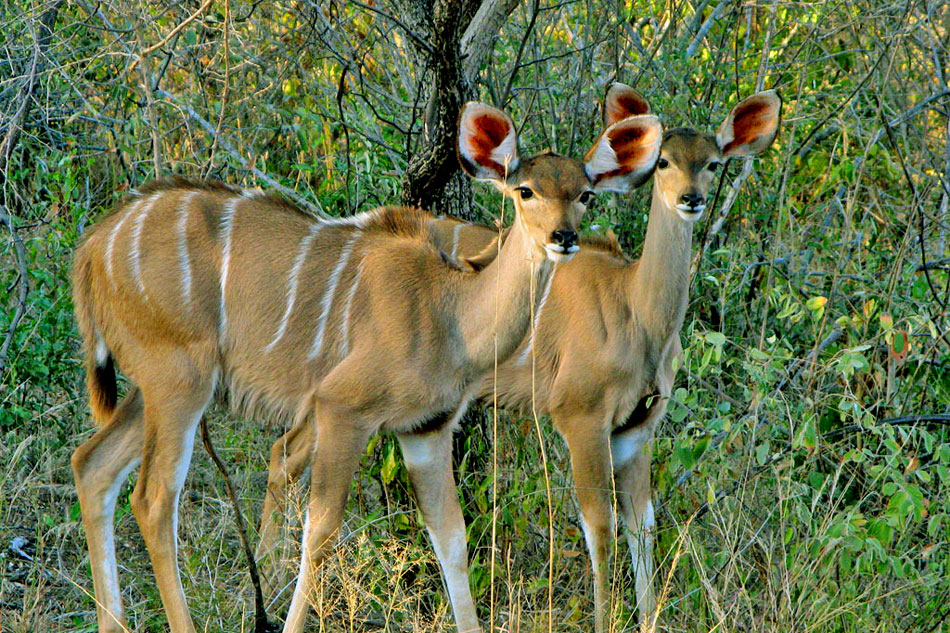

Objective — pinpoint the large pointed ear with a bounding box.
[584,114,663,193]
[604,82,651,126]
[457,102,520,183]
[716,90,782,157]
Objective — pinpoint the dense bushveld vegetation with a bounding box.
[2,1,949,631]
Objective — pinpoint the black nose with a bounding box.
[681,193,705,208]
[551,229,578,249]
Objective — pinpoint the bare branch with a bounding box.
[155,87,329,218]
[0,0,64,178]
[460,0,520,84]
[0,206,29,377]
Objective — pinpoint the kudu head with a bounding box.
[651,90,782,222]
[457,101,663,262]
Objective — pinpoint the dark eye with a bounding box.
[707,161,721,173]
[657,158,669,169]
[518,187,534,200]
[579,191,593,204]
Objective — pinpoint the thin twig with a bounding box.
[137,0,214,58]
[206,0,231,176]
[500,0,540,106]
[199,417,277,633]
[874,90,948,312]
[690,158,754,277]
[134,20,163,177]
[337,65,353,214]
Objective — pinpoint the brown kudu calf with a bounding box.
[261,86,781,632]
[71,101,662,633]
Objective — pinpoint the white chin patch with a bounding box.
[544,243,578,263]
[675,204,705,222]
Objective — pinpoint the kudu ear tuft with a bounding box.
[458,103,520,182]
[585,114,663,193]
[716,90,782,157]
[604,83,651,126]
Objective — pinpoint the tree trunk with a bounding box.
[399,0,518,220]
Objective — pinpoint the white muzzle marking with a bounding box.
[544,243,578,263]
[675,203,705,222]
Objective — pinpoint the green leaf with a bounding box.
[381,442,398,484]
[849,353,870,372]
[675,440,695,470]
[706,332,726,346]
[892,330,908,354]
[806,296,827,311]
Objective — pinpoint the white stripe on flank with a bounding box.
[266,223,323,352]
[128,195,158,295]
[450,222,466,261]
[219,198,240,341]
[105,199,141,286]
[177,192,197,305]
[320,208,378,228]
[518,264,556,364]
[338,261,363,358]
[309,235,358,359]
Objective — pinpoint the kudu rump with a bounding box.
[71,101,662,633]
[262,86,781,632]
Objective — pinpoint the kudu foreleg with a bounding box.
[562,421,614,633]
[282,412,369,633]
[398,424,480,633]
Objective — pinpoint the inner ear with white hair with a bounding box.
[457,102,520,184]
[603,82,651,127]
[584,114,663,193]
[716,90,782,158]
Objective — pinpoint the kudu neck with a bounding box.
[629,184,694,339]
[458,214,552,370]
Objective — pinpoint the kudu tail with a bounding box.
[72,250,117,426]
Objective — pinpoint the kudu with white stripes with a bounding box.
[259,86,782,632]
[70,101,663,633]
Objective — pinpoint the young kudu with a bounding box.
[71,101,662,633]
[261,86,782,632]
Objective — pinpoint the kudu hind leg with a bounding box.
[612,428,657,626]
[72,387,145,633]
[129,367,215,633]
[398,425,480,633]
